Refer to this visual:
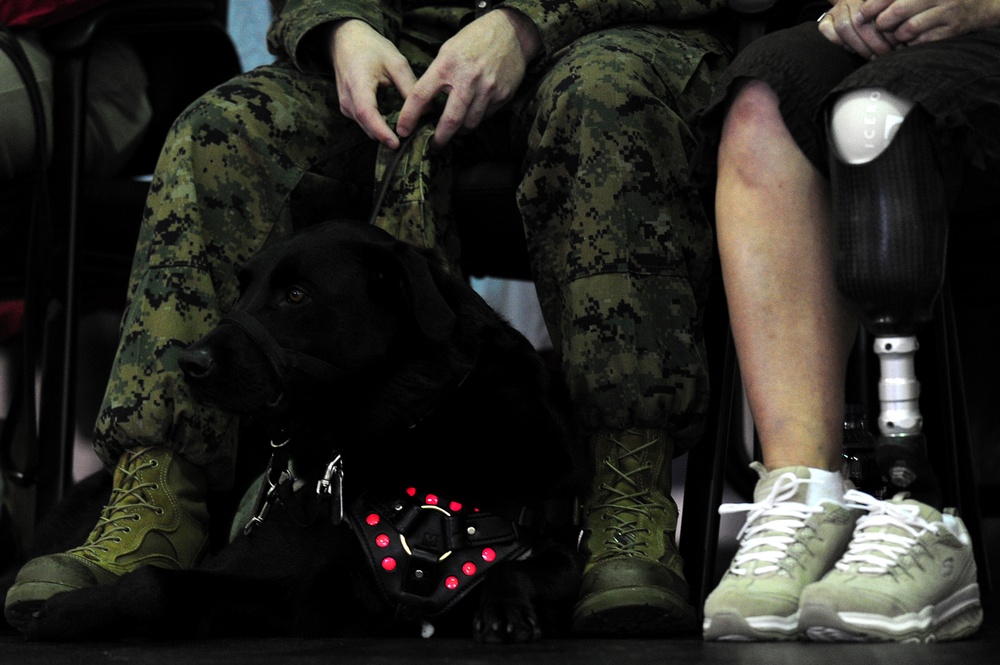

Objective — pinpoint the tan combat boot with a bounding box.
[572,428,696,635]
[4,447,209,630]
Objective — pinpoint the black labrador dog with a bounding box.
[21,220,586,643]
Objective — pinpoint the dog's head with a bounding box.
[178,220,457,420]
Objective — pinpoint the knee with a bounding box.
[167,68,290,148]
[535,48,675,136]
[169,87,245,143]
[719,80,787,182]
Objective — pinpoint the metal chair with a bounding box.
[0,1,241,534]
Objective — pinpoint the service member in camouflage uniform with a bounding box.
[5,0,732,636]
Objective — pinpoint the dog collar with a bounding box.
[348,487,530,622]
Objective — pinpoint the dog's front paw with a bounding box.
[20,590,120,642]
[17,567,167,642]
[473,599,542,644]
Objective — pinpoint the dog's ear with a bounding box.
[369,245,457,343]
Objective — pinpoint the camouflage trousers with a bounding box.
[94,24,729,488]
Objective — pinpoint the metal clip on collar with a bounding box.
[317,454,345,525]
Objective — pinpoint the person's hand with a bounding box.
[817,0,900,59]
[395,8,542,147]
[330,19,417,149]
[857,0,1000,46]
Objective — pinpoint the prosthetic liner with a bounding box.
[828,88,948,504]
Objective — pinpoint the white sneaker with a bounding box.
[799,490,983,642]
[703,462,859,641]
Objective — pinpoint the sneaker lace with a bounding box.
[836,489,937,574]
[71,451,163,561]
[595,434,659,554]
[718,471,826,575]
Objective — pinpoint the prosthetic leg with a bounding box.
[828,88,949,506]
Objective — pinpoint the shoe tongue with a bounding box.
[753,466,809,503]
[609,432,655,481]
[616,445,648,476]
[109,454,152,508]
[885,494,943,526]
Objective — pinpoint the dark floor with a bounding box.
[0,598,996,665]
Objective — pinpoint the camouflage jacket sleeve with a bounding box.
[268,0,726,74]
[267,0,404,74]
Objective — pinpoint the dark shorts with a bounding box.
[693,22,1000,209]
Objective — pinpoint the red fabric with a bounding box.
[0,300,24,343]
[0,0,114,28]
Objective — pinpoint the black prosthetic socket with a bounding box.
[832,107,949,337]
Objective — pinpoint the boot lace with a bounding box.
[71,450,164,561]
[835,490,937,575]
[594,433,660,554]
[719,470,826,576]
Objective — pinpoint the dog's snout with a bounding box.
[179,346,215,379]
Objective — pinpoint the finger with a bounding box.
[356,105,400,148]
[825,7,894,59]
[817,13,845,46]
[856,22,897,57]
[432,89,472,146]
[462,93,492,133]
[397,87,439,138]
[857,0,895,24]
[345,84,399,147]
[397,68,445,138]
[907,24,951,46]
[387,60,418,102]
[865,0,914,33]
[817,12,844,46]
[831,10,874,58]
[891,7,946,44]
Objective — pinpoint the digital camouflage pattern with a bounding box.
[93,1,732,488]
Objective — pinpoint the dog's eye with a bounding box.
[286,287,306,304]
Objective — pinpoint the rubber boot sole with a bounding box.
[573,585,698,636]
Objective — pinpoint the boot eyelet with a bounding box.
[150,484,159,490]
[156,508,165,515]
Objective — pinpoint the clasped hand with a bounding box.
[330,9,541,149]
[818,0,1000,59]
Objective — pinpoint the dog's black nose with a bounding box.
[178,347,214,378]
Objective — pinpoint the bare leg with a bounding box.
[715,80,856,472]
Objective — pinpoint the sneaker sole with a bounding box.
[573,586,698,636]
[702,610,801,641]
[800,585,984,643]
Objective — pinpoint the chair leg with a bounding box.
[680,330,741,621]
[927,286,993,598]
[32,48,86,520]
